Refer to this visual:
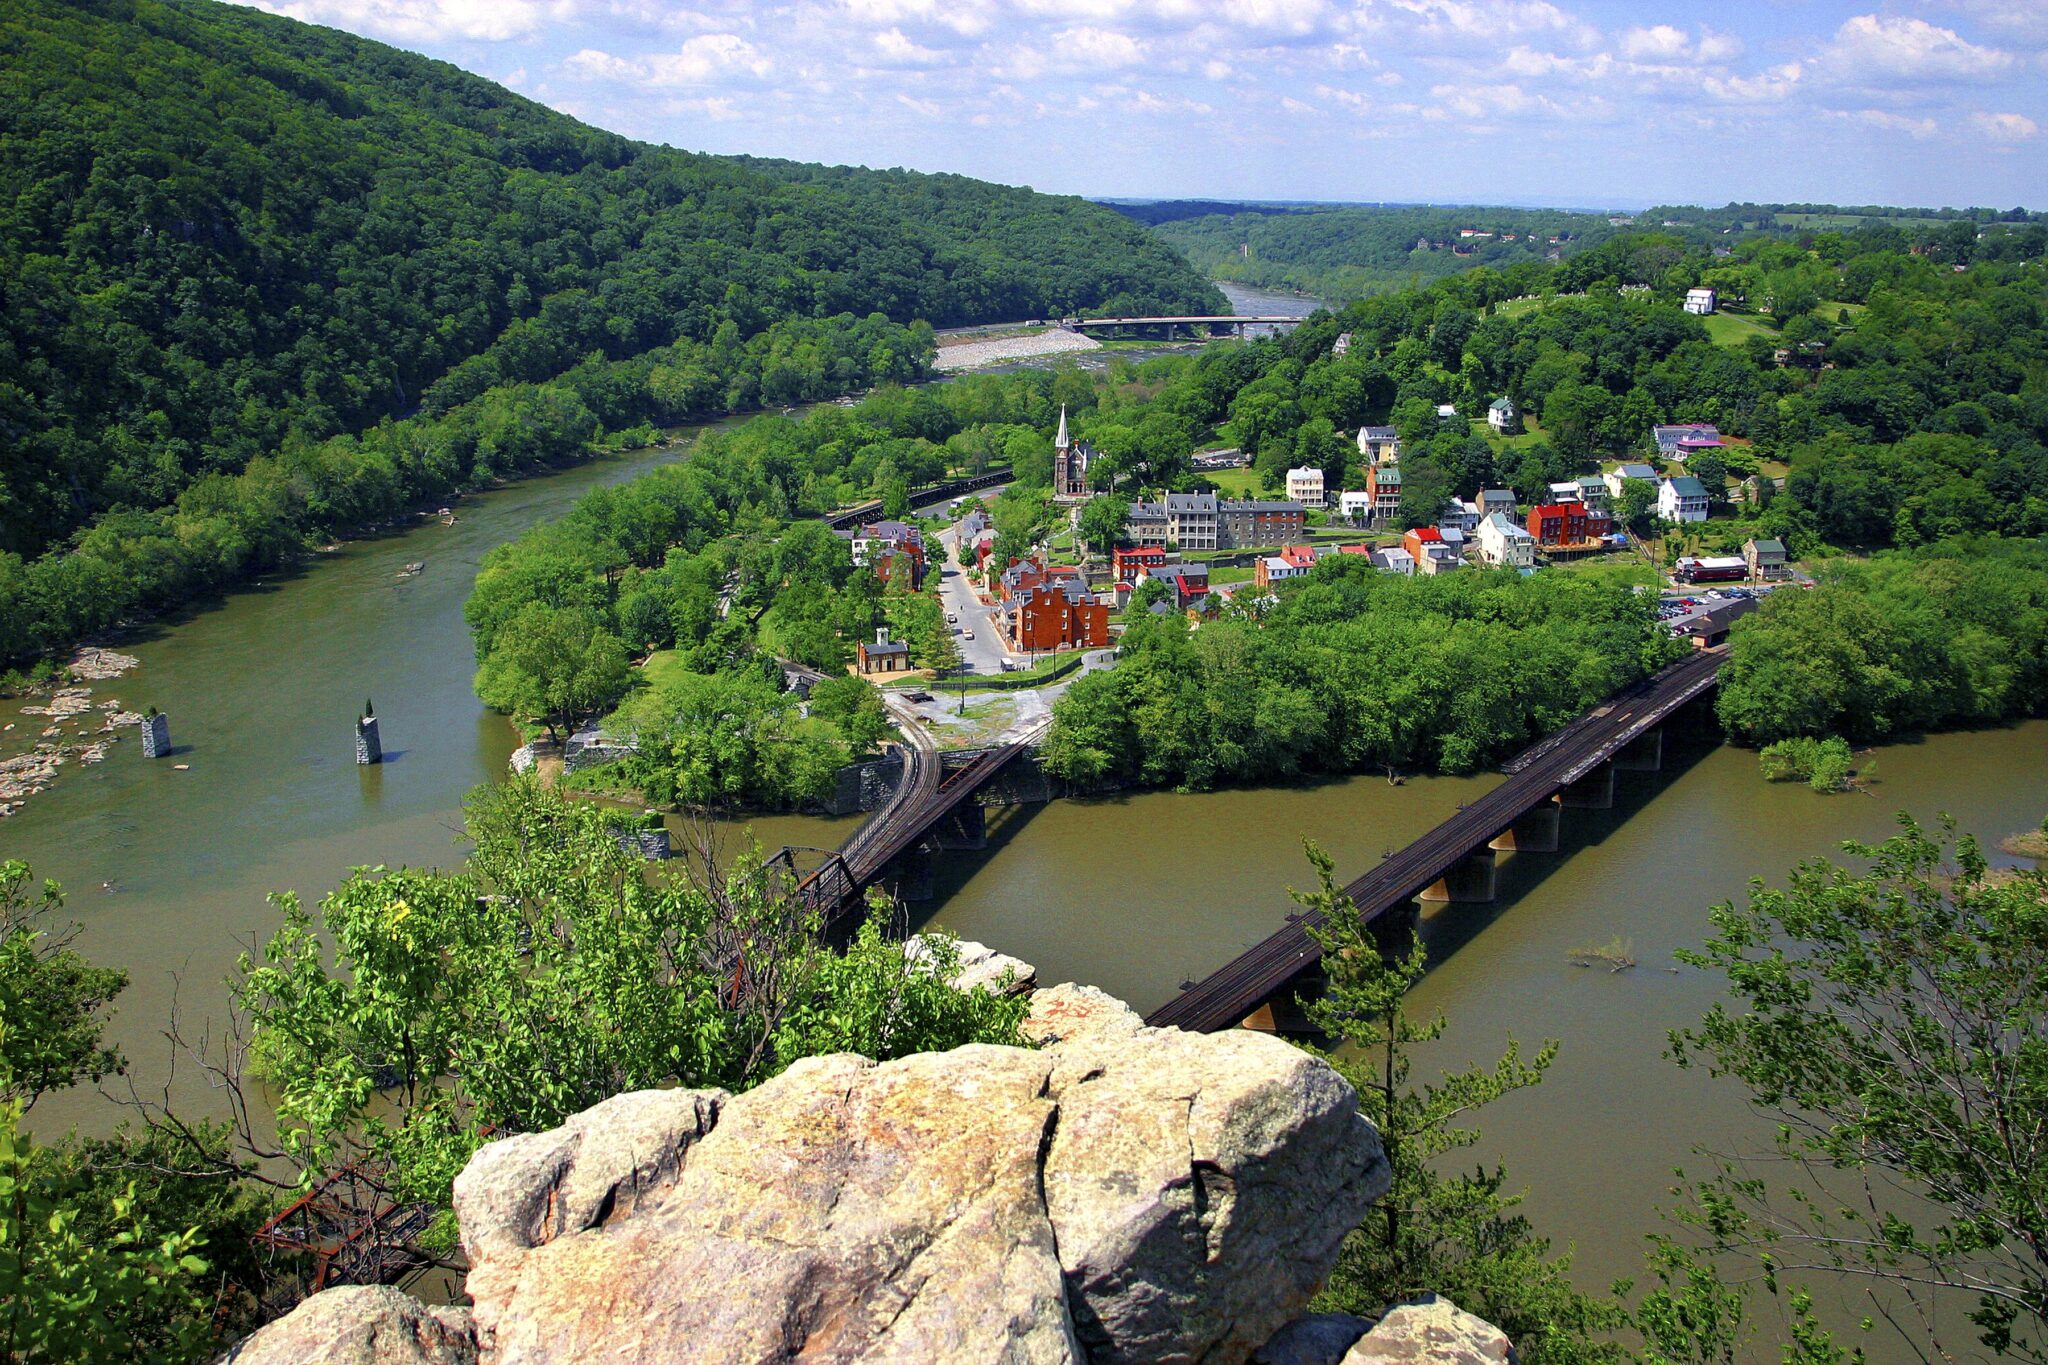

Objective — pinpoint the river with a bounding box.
[4,292,2041,1343]
[0,426,854,1136]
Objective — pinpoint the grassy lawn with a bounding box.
[1477,415,1552,453]
[636,648,694,691]
[1209,565,1253,585]
[1204,466,1264,497]
[1703,310,1778,347]
[1542,556,1658,587]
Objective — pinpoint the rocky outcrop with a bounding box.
[1342,1298,1516,1364]
[220,1287,476,1365]
[223,968,1394,1365]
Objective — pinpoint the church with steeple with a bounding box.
[1052,405,1094,502]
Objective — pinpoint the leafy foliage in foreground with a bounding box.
[1670,817,2048,1363]
[234,779,1031,1217]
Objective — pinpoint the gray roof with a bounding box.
[1359,425,1399,440]
[1225,498,1307,514]
[862,639,910,656]
[1149,563,1209,582]
[1165,492,1217,514]
[1615,462,1659,481]
[1128,500,1167,522]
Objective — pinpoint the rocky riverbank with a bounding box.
[934,328,1102,371]
[0,648,143,818]
[218,961,1514,1365]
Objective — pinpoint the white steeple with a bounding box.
[1055,404,1069,449]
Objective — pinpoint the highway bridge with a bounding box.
[1070,315,1307,338]
[819,469,1010,532]
[1144,648,1727,1034]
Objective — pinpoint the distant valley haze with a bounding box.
[225,0,2047,210]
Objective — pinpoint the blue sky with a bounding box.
[229,0,2048,209]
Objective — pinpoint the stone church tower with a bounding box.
[1053,405,1092,501]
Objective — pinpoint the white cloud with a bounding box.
[233,0,577,42]
[1822,107,1940,137]
[563,33,770,86]
[1699,62,1803,104]
[895,92,944,116]
[872,27,945,64]
[1820,14,2014,82]
[1971,110,2040,139]
[1049,25,1145,69]
[1618,23,1742,64]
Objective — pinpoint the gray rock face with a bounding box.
[221,1286,475,1365]
[1341,1298,1515,1365]
[226,982,1391,1365]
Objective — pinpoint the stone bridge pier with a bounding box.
[1419,849,1497,903]
[1488,798,1561,853]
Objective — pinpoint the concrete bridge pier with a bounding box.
[1559,762,1615,809]
[1369,900,1421,958]
[1238,966,1325,1034]
[1419,848,1498,903]
[1489,798,1561,853]
[1612,727,1664,772]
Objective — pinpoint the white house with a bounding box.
[1440,498,1480,535]
[1436,402,1462,426]
[1477,512,1536,569]
[1356,426,1401,464]
[1332,332,1353,357]
[1487,396,1518,433]
[1604,462,1660,498]
[1658,475,1710,523]
[1683,287,1717,315]
[1370,547,1416,575]
[1546,480,1584,505]
[1285,466,1326,507]
[1338,490,1373,525]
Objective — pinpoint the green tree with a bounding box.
[1616,478,1657,536]
[0,861,126,1109]
[1077,496,1129,556]
[1669,817,2048,1363]
[1292,844,1624,1363]
[473,603,632,741]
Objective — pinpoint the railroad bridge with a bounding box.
[770,709,1049,931]
[1144,647,1728,1035]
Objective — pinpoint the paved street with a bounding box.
[932,517,1022,676]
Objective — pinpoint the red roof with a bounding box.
[1338,543,1375,556]
[1408,526,1444,543]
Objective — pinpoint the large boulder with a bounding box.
[221,1286,476,1365]
[1342,1298,1515,1365]
[1252,1313,1376,1365]
[227,981,1390,1365]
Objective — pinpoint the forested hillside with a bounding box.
[0,0,1216,633]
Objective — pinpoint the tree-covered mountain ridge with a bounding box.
[0,0,1219,567]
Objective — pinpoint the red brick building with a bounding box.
[1004,581,1109,652]
[1111,545,1168,584]
[1527,502,1611,546]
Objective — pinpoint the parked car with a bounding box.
[946,613,957,623]
[904,691,933,703]
[963,631,975,640]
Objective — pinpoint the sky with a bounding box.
[226,0,2048,210]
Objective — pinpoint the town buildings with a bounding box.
[1356,426,1401,464]
[1365,464,1404,527]
[1477,512,1536,568]
[1605,462,1660,497]
[1285,466,1326,507]
[1652,424,1724,460]
[1111,545,1167,584]
[1658,475,1711,523]
[1487,397,1518,433]
[1338,490,1374,525]
[1221,498,1307,548]
[1126,499,1169,548]
[1254,543,1318,591]
[1052,405,1094,502]
[997,557,1108,652]
[1440,498,1480,536]
[1744,537,1789,579]
[1164,492,1220,551]
[856,627,912,676]
[844,520,925,589]
[1683,287,1717,315]
[1403,525,1462,574]
[1476,488,1518,522]
[1140,562,1210,609]
[1527,502,1610,546]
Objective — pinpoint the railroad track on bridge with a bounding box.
[1144,648,1726,1033]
